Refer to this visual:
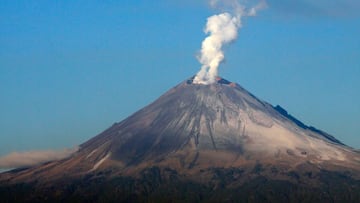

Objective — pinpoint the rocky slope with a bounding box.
[1,77,359,202]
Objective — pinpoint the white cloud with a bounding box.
[0,147,78,169]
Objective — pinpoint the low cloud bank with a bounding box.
[0,147,78,169]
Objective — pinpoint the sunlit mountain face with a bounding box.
[1,77,360,202]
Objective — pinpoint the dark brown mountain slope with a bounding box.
[1,77,359,202]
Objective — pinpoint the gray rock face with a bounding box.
[75,77,358,170]
[1,77,359,202]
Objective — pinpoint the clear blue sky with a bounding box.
[0,0,359,157]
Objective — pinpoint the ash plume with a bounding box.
[193,0,267,85]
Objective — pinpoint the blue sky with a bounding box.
[0,0,359,158]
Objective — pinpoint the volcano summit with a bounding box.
[1,77,360,202]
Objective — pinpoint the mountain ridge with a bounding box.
[0,76,359,202]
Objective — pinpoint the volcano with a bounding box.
[1,77,360,202]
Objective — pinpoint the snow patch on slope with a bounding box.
[91,153,111,171]
[86,149,98,159]
[239,108,346,161]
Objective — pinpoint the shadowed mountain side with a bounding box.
[1,166,360,203]
[0,77,359,202]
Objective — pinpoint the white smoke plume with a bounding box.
[193,0,267,84]
[0,147,78,170]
